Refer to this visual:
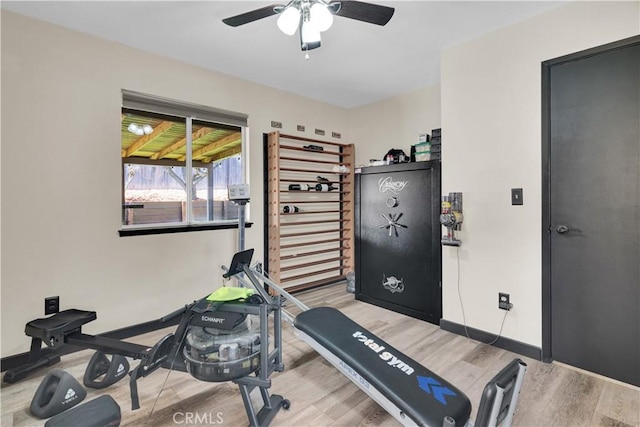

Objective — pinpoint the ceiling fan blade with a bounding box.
[329,1,395,26]
[222,4,284,27]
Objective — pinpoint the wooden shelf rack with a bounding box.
[265,132,355,292]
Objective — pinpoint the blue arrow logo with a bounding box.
[417,376,457,405]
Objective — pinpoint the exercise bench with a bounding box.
[236,252,528,427]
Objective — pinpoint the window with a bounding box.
[120,91,248,235]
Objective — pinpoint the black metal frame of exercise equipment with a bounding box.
[3,249,289,427]
[232,257,528,427]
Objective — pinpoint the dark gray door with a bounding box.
[546,40,639,386]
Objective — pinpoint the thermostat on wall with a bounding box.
[228,184,250,201]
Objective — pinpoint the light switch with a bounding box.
[511,188,523,205]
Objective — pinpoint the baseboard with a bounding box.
[439,319,542,361]
[1,316,181,373]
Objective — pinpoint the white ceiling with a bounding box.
[1,1,567,108]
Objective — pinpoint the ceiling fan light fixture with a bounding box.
[277,6,301,36]
[222,0,395,53]
[301,21,321,44]
[142,124,154,135]
[310,2,333,32]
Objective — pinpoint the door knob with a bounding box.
[555,224,580,234]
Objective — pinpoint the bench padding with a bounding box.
[26,309,96,343]
[44,395,121,427]
[294,307,472,426]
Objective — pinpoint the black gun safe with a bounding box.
[354,161,442,324]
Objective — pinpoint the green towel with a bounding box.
[206,287,254,302]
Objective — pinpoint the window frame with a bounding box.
[119,90,250,236]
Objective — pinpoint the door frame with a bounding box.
[541,35,640,362]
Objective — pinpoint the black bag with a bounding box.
[383,149,408,164]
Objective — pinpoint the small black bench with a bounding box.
[26,309,97,347]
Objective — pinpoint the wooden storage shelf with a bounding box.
[280,156,344,165]
[281,191,351,195]
[265,132,355,291]
[281,256,347,272]
[282,210,351,215]
[280,228,350,238]
[280,179,351,185]
[276,133,348,147]
[280,237,350,249]
[280,145,345,156]
[280,167,350,174]
[280,219,349,227]
[280,247,349,260]
[282,200,347,204]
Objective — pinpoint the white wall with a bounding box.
[349,85,441,166]
[440,1,639,347]
[0,10,349,357]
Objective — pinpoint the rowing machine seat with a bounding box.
[294,307,472,426]
[26,309,96,347]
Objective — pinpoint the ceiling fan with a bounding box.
[222,1,395,53]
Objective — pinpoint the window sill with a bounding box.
[119,222,253,237]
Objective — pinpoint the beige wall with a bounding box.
[440,1,639,347]
[349,85,441,166]
[0,10,349,357]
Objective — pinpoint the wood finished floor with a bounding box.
[2,283,639,427]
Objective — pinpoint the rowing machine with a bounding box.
[4,249,290,426]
